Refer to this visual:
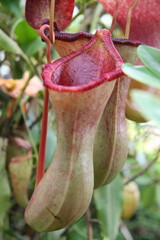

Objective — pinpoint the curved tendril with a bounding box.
[109,0,119,34]
[39,24,52,63]
[125,0,139,39]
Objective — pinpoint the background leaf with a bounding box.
[131,90,160,126]
[23,37,45,57]
[142,184,156,208]
[0,28,30,64]
[94,176,123,240]
[122,64,160,89]
[12,19,38,44]
[65,217,87,240]
[0,138,11,231]
[43,230,64,240]
[137,45,160,77]
[0,0,21,18]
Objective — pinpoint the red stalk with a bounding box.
[35,25,52,186]
[35,88,49,186]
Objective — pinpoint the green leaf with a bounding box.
[94,176,123,240]
[156,185,160,210]
[3,230,29,240]
[23,38,45,57]
[131,90,160,126]
[0,0,21,18]
[0,28,33,70]
[0,28,29,62]
[12,19,38,44]
[0,138,11,231]
[43,230,64,240]
[0,28,23,54]
[137,45,160,77]
[66,217,87,240]
[136,176,152,186]
[122,64,160,89]
[142,184,156,208]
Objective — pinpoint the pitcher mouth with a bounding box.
[41,29,124,93]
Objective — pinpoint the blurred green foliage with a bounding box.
[123,45,160,126]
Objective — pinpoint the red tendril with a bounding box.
[40,24,52,63]
[35,24,54,187]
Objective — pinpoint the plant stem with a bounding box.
[50,0,55,43]
[29,113,43,129]
[125,149,160,185]
[89,3,104,33]
[35,88,49,186]
[86,207,93,240]
[20,105,38,160]
[120,220,134,240]
[125,0,138,39]
[72,0,97,22]
[110,1,119,33]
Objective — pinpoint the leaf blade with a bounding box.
[122,63,160,89]
[131,90,160,126]
[94,176,123,240]
[138,45,160,77]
